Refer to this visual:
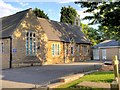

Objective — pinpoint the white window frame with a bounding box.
[52,43,60,56]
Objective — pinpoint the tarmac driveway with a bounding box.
[2,62,102,88]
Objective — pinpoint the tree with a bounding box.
[97,25,120,41]
[75,1,120,41]
[81,23,102,45]
[33,8,49,19]
[60,6,77,25]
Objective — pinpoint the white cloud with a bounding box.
[77,8,93,24]
[19,2,29,6]
[77,8,92,19]
[77,8,99,29]
[0,0,21,18]
[16,0,29,6]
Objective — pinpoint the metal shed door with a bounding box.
[102,49,106,60]
[93,49,99,60]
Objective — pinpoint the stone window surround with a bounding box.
[25,31,36,56]
[65,44,68,56]
[71,45,74,55]
[77,44,80,53]
[52,43,60,56]
[82,45,88,56]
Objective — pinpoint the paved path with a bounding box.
[2,62,102,88]
[77,81,110,88]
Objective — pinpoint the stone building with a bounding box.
[0,8,91,69]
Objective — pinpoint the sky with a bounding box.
[0,0,99,29]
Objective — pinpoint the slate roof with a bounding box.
[0,9,30,38]
[93,40,120,48]
[38,18,90,44]
[1,9,90,44]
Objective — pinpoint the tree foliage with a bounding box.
[33,8,49,19]
[98,25,120,41]
[60,6,77,25]
[75,1,120,41]
[81,23,102,45]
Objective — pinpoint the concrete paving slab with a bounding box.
[77,81,110,88]
[1,80,35,88]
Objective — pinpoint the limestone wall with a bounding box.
[11,9,47,67]
[64,43,91,63]
[46,41,64,64]
[1,38,10,69]
[45,41,91,64]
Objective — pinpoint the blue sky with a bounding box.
[9,2,81,21]
[0,0,99,29]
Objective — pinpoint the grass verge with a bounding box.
[57,71,120,88]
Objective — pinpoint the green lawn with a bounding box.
[57,71,120,89]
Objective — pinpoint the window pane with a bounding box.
[26,32,29,37]
[52,44,54,55]
[33,33,35,37]
[33,38,36,42]
[26,38,28,40]
[55,44,57,55]
[66,48,68,55]
[26,48,29,55]
[58,44,59,55]
[83,46,87,55]
[26,38,29,55]
[34,42,36,54]
[65,45,68,55]
[25,32,36,56]
[30,38,32,55]
[71,47,74,55]
[30,33,32,37]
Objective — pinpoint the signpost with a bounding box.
[113,56,119,82]
[111,55,120,90]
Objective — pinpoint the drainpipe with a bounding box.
[10,37,12,68]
